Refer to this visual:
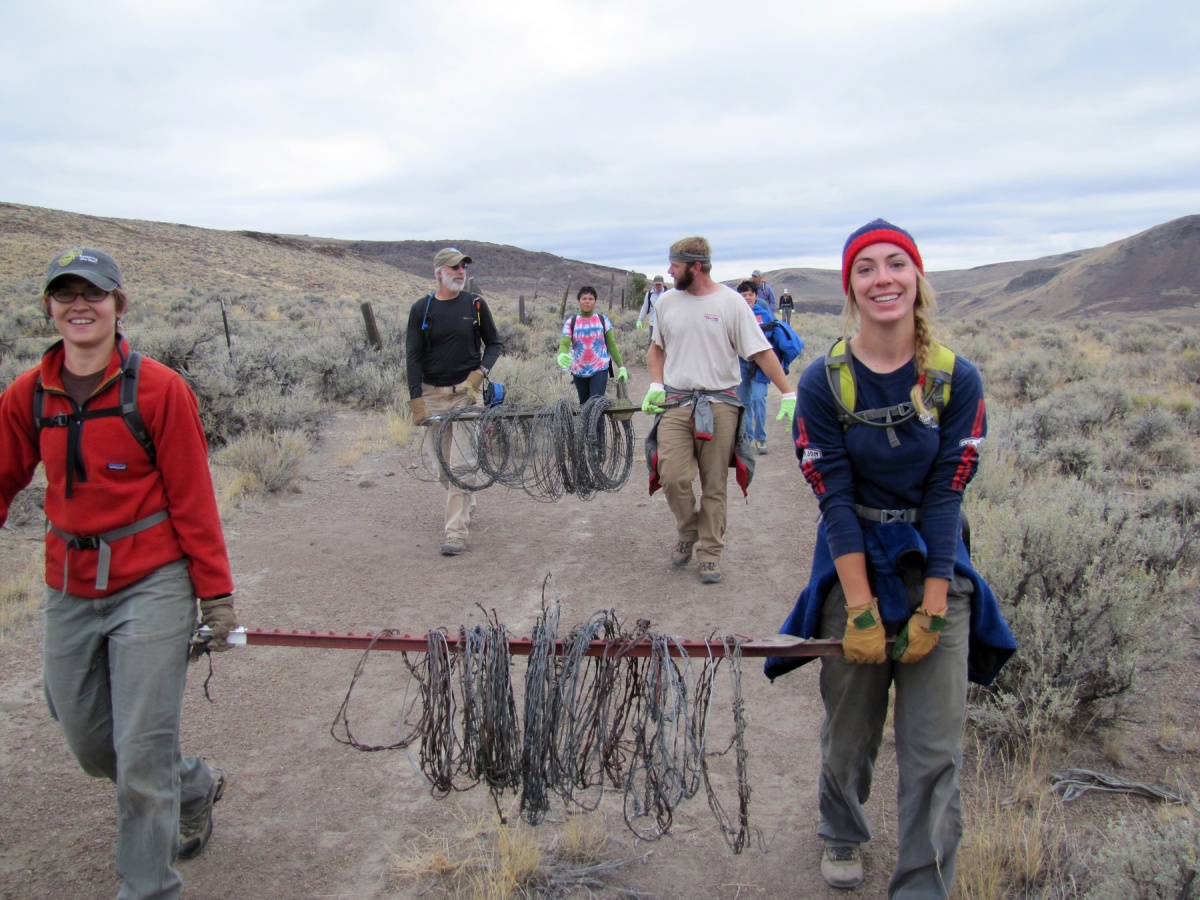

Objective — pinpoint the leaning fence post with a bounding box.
[608,272,615,310]
[560,282,570,320]
[219,297,234,360]
[519,294,526,325]
[360,302,383,351]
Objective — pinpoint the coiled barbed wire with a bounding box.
[334,588,757,851]
[407,387,635,502]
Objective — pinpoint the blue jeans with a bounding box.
[43,558,219,900]
[737,372,768,442]
[573,370,609,404]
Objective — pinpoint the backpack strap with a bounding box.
[825,339,956,448]
[34,350,155,498]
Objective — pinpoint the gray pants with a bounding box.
[43,559,219,900]
[817,573,972,899]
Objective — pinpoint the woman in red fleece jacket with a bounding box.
[0,247,237,899]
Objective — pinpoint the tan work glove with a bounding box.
[408,397,430,425]
[842,598,887,664]
[200,596,239,652]
[463,369,486,402]
[892,607,946,663]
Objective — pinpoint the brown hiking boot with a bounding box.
[670,540,694,567]
[699,561,722,584]
[821,845,863,889]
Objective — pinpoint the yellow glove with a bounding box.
[892,607,946,663]
[199,596,239,652]
[408,397,430,425]
[464,369,486,401]
[842,598,887,664]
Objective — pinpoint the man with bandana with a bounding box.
[641,236,797,584]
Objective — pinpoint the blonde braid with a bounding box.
[909,274,940,415]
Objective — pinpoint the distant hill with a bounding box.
[762,215,1200,325]
[2,202,1198,324]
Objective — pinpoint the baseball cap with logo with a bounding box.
[433,247,472,269]
[43,248,123,293]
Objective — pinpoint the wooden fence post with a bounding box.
[560,282,570,321]
[219,297,234,360]
[360,302,383,351]
[608,272,615,310]
[518,295,526,325]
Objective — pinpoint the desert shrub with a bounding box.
[1113,321,1173,355]
[214,429,309,494]
[1128,406,1181,450]
[298,324,405,408]
[1046,436,1098,477]
[989,349,1056,402]
[132,325,217,374]
[4,477,46,527]
[966,474,1196,746]
[1083,803,1200,899]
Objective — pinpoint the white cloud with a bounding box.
[1,0,1196,279]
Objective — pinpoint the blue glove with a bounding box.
[641,384,667,414]
[616,367,628,381]
[776,392,796,424]
[556,352,571,369]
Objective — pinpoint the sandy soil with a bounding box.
[0,389,924,900]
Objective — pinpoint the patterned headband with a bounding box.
[669,250,711,264]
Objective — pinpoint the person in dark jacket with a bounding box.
[405,247,504,556]
[0,247,237,898]
[777,221,1013,896]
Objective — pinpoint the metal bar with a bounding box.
[426,404,637,422]
[226,628,842,658]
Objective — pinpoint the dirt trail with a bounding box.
[0,396,905,899]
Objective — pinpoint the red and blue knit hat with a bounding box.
[841,219,924,294]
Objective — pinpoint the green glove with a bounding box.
[776,391,796,423]
[557,352,571,369]
[636,319,644,330]
[616,367,628,381]
[842,598,887,664]
[641,384,667,414]
[892,607,946,663]
[199,596,239,652]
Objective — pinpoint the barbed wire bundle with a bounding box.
[406,391,635,502]
[332,579,757,851]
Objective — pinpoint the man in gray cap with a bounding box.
[405,248,504,556]
[636,274,667,340]
[751,269,778,315]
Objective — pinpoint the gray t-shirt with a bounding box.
[653,285,772,391]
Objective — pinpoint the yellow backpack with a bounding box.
[824,338,956,447]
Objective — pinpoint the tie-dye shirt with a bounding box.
[562,313,613,377]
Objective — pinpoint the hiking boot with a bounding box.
[755,439,768,455]
[177,767,226,861]
[441,538,467,556]
[670,540,694,567]
[698,561,722,584]
[821,845,863,889]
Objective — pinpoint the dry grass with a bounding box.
[953,740,1067,900]
[392,812,546,899]
[550,811,610,865]
[0,544,43,639]
[336,410,413,468]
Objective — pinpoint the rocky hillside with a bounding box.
[3,202,1197,324]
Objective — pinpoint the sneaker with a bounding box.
[670,540,694,567]
[821,845,863,889]
[441,538,467,556]
[699,561,722,584]
[177,767,226,861]
[755,439,768,455]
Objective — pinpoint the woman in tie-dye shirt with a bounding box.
[556,285,628,403]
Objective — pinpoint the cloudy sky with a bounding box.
[3,0,1197,282]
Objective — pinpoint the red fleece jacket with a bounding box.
[0,337,233,599]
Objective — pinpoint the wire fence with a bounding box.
[404,384,637,501]
[331,580,759,852]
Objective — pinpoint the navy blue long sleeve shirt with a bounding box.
[793,347,986,579]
